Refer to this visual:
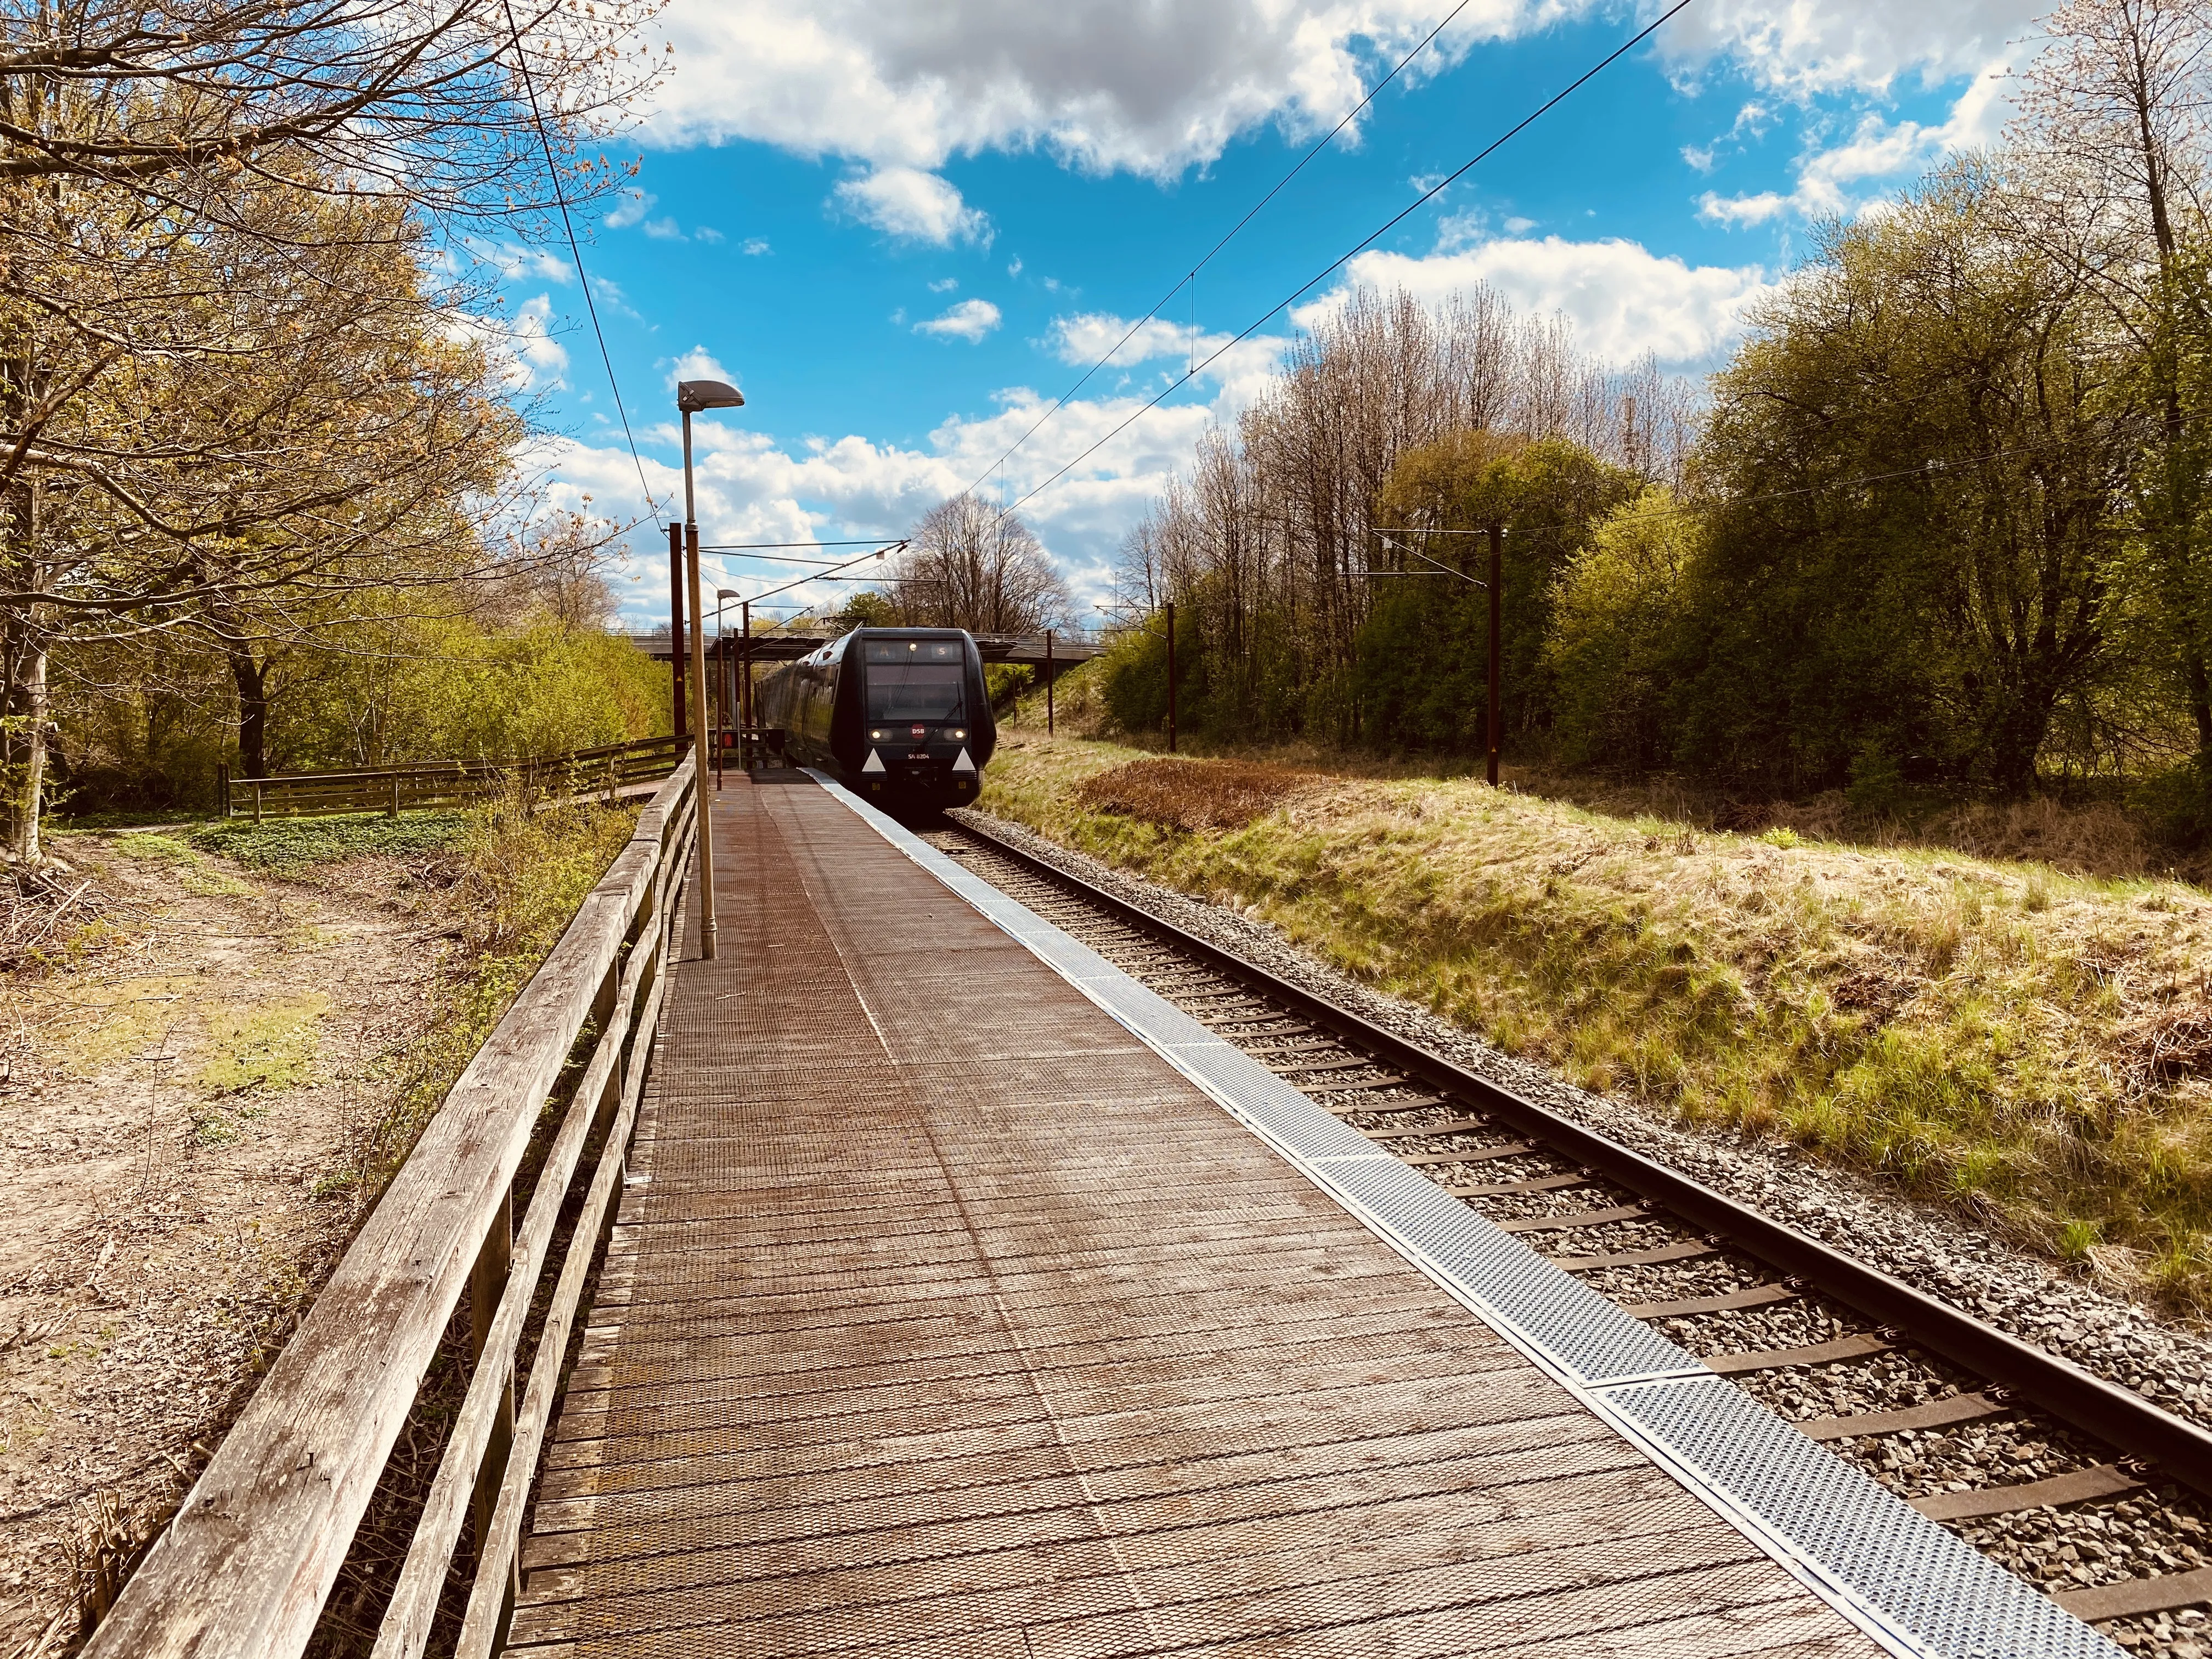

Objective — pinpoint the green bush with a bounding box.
[186,812,469,872]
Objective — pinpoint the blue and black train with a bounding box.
[755,628,996,807]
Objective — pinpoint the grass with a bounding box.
[107,833,249,896]
[195,993,330,1097]
[183,811,470,873]
[981,737,2212,1311]
[347,789,641,1197]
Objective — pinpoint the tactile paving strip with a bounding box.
[811,771,2123,1659]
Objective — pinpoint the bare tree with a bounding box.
[893,495,1070,635]
[0,0,661,858]
[2013,0,2212,274]
[0,0,659,215]
[1119,278,1689,742]
[2012,0,2212,767]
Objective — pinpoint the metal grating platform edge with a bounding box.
[804,771,2122,1659]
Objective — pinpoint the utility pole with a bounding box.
[1487,524,1503,788]
[1165,600,1178,754]
[667,523,687,739]
[1045,629,1055,737]
[740,601,752,768]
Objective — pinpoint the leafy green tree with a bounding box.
[1678,162,2125,796]
[1358,435,1635,753]
[1546,486,1699,771]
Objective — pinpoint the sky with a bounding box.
[487,0,2045,631]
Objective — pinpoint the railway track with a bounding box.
[930,814,2212,1658]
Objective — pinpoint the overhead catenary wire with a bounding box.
[956,0,1480,509]
[996,0,1699,526]
[502,0,660,517]
[701,538,909,550]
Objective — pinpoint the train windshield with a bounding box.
[866,664,966,721]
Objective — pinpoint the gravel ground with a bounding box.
[1830,1415,2100,1499]
[1962,1490,2212,1592]
[1579,1254,1769,1305]
[957,809,2212,1420]
[2110,1607,2212,1656]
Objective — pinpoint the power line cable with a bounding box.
[502,0,661,517]
[1000,0,1697,523]
[959,0,1479,506]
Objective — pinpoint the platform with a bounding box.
[494,771,1917,1659]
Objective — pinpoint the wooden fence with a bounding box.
[218,734,689,820]
[84,755,699,1658]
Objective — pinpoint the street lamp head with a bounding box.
[716,588,740,600]
[678,379,746,414]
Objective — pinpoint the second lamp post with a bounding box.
[677,376,745,960]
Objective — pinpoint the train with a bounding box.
[754,627,997,808]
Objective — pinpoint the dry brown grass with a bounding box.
[1074,758,1319,832]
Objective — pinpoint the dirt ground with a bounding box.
[0,834,461,1657]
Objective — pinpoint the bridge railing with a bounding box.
[218,733,688,819]
[86,754,700,1659]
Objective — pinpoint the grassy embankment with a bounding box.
[982,737,2212,1309]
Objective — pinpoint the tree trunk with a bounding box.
[2,477,48,865]
[232,648,272,778]
[2188,644,2212,766]
[2,622,48,864]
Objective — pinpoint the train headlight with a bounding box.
[946,727,967,741]
[868,729,888,741]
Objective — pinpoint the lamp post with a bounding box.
[678,376,745,961]
[714,587,738,791]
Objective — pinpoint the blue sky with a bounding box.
[494,0,2038,628]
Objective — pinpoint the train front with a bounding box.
[839,631,996,806]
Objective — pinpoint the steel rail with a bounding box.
[949,811,2212,1503]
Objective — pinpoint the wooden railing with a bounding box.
[218,734,688,819]
[86,755,699,1659]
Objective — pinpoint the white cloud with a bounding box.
[696,225,726,244]
[643,216,687,240]
[639,0,2046,187]
[606,188,654,229]
[1700,60,2012,226]
[646,0,1479,177]
[665,345,740,393]
[1042,312,1288,409]
[1661,0,2038,96]
[453,294,569,392]
[468,240,573,284]
[1682,100,1774,174]
[742,237,771,256]
[1304,236,1776,367]
[833,166,992,246]
[514,297,571,388]
[541,360,1276,622]
[929,276,960,292]
[914,297,1003,342]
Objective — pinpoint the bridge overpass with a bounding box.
[624,630,1102,668]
